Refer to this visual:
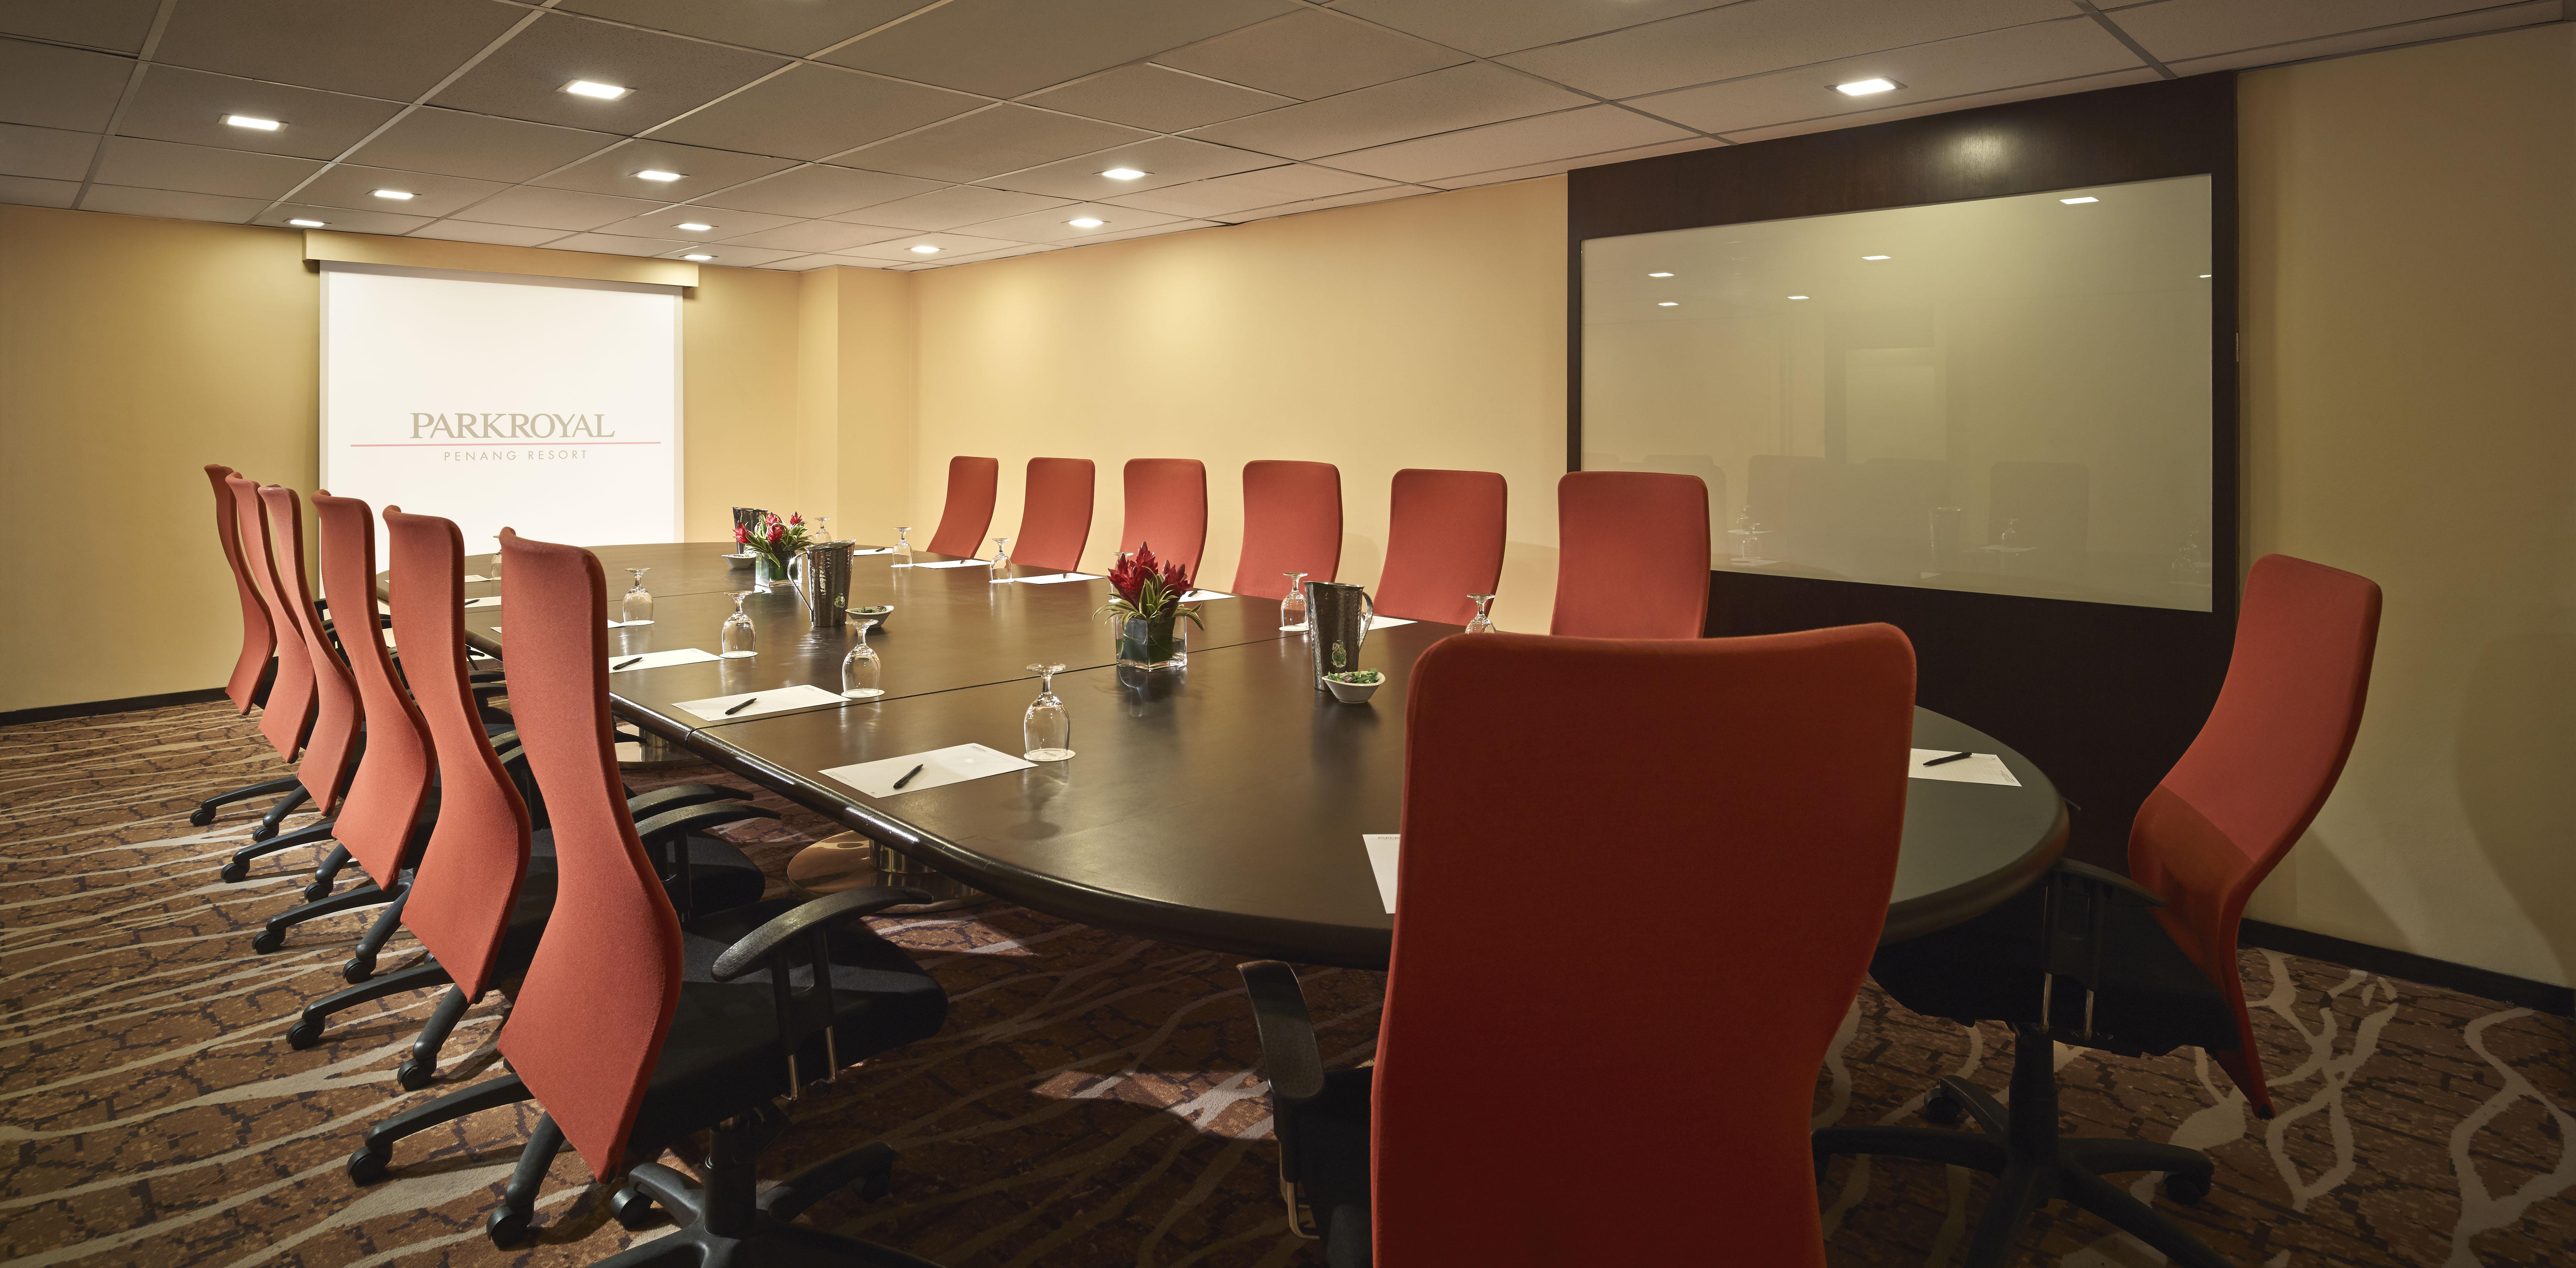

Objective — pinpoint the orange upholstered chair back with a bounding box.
[1374,468,1506,625]
[1230,460,1342,599]
[926,456,1000,558]
[1551,471,1710,639]
[228,474,314,760]
[206,464,275,713]
[1119,458,1210,580]
[1012,457,1096,574]
[313,492,431,889]
[259,484,362,813]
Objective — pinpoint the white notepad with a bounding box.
[670,683,845,722]
[1179,590,1231,602]
[463,574,497,583]
[852,547,895,555]
[1908,749,2023,787]
[1362,834,1401,913]
[492,620,641,632]
[904,559,991,570]
[606,647,720,673]
[821,743,1035,798]
[1366,615,1415,631]
[462,595,501,609]
[1000,572,1104,586]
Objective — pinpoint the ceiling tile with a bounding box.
[1628,17,2140,135]
[289,162,509,216]
[254,201,435,233]
[558,0,935,57]
[430,11,788,133]
[978,133,1281,200]
[153,0,525,101]
[546,231,700,257]
[1153,9,1467,101]
[1102,162,1391,216]
[591,204,800,239]
[406,219,572,245]
[656,242,805,266]
[819,0,1296,98]
[834,230,1022,261]
[118,66,404,160]
[717,219,913,252]
[449,184,667,230]
[1214,183,1431,223]
[1716,66,2160,144]
[1497,0,2072,100]
[1319,104,1692,183]
[0,38,134,132]
[1421,136,1722,189]
[691,163,940,217]
[345,107,617,183]
[1329,0,1725,57]
[0,0,161,54]
[838,184,1068,230]
[646,64,983,161]
[758,253,880,270]
[2159,0,2559,74]
[532,137,795,199]
[0,174,80,207]
[1187,63,1592,161]
[1020,64,1294,133]
[0,121,102,181]
[79,183,270,222]
[832,105,1148,184]
[957,201,1184,242]
[91,135,323,198]
[2110,0,2502,62]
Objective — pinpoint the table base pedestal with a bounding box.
[787,832,988,913]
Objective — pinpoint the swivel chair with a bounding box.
[1818,554,2382,1268]
[192,473,319,836]
[1551,471,1710,639]
[924,456,1000,559]
[1242,625,1918,1266]
[1373,468,1506,625]
[1230,459,1341,600]
[205,464,276,714]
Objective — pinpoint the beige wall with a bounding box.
[2238,24,2576,985]
[908,180,1570,628]
[792,266,917,547]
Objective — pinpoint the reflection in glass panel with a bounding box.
[1582,175,2214,612]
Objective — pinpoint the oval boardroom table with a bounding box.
[446,543,2069,971]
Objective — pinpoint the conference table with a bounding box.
[448,543,2068,970]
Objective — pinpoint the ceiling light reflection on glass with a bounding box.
[1100,168,1147,180]
[287,218,326,227]
[1787,295,1810,300]
[1834,78,1898,96]
[223,114,280,131]
[1657,301,1678,307]
[2060,196,2098,204]
[1862,254,1891,260]
[1647,271,1674,278]
[563,80,630,100]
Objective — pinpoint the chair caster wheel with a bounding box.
[286,1017,324,1049]
[251,928,286,954]
[486,1207,532,1247]
[219,860,249,884]
[608,1184,659,1230]
[190,807,218,826]
[303,880,333,902]
[347,1147,389,1185]
[396,1060,434,1091]
[342,957,374,984]
[250,824,278,843]
[1923,1088,1966,1127]
[2162,1171,2212,1205]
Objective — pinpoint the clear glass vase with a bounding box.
[1115,613,1186,670]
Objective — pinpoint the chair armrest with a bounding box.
[468,668,506,681]
[635,801,780,919]
[1238,961,1326,1107]
[709,886,932,982]
[625,783,752,819]
[2049,859,2166,907]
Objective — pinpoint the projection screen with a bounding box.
[1580,175,2214,612]
[320,262,682,557]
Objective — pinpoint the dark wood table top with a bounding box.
[462,543,2068,969]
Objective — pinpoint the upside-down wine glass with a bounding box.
[621,568,653,625]
[841,618,883,698]
[893,527,914,566]
[813,515,831,542]
[1464,594,1499,634]
[719,591,757,658]
[1279,572,1309,632]
[991,536,1012,577]
[1024,663,1073,761]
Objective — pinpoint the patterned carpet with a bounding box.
[4,701,2573,1267]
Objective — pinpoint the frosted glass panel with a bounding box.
[1581,175,2215,612]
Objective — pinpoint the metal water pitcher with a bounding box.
[1303,581,1375,688]
[797,540,856,630]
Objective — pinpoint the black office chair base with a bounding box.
[250,784,314,841]
[349,1072,534,1184]
[286,959,451,1049]
[222,818,336,883]
[252,878,395,953]
[1812,1023,2232,1268]
[192,775,301,827]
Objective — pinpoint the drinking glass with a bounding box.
[1279,573,1309,631]
[1464,594,1499,634]
[1023,663,1073,761]
[893,527,914,565]
[991,536,1012,576]
[719,591,757,658]
[813,515,831,542]
[620,568,654,625]
[841,619,883,698]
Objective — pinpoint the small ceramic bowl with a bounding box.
[851,604,893,630]
[723,551,758,569]
[1324,673,1382,704]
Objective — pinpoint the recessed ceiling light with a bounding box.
[563,80,630,100]
[1835,78,1899,96]
[1067,217,1105,228]
[909,244,940,254]
[682,253,714,261]
[1647,271,1675,278]
[1787,295,1810,300]
[2060,196,2099,204]
[635,170,683,182]
[674,222,713,232]
[1099,168,1147,180]
[287,218,326,227]
[1862,254,1891,261]
[371,189,415,200]
[224,114,280,131]
[1657,301,1679,307]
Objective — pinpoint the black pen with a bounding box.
[723,696,758,716]
[1923,751,1975,766]
[612,656,644,670]
[891,763,926,790]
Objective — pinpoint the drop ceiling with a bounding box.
[0,0,2559,272]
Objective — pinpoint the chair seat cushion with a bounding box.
[1297,1067,1375,1268]
[1868,883,2238,1059]
[493,830,766,974]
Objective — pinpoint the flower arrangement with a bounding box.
[736,511,809,577]
[1098,543,1204,631]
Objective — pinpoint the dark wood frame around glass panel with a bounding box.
[1567,73,2240,867]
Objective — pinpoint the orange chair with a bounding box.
[1231,460,1342,600]
[1550,471,1709,639]
[191,465,307,833]
[925,456,1000,558]
[1012,457,1095,574]
[1119,458,1209,579]
[205,464,275,713]
[1374,468,1506,625]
